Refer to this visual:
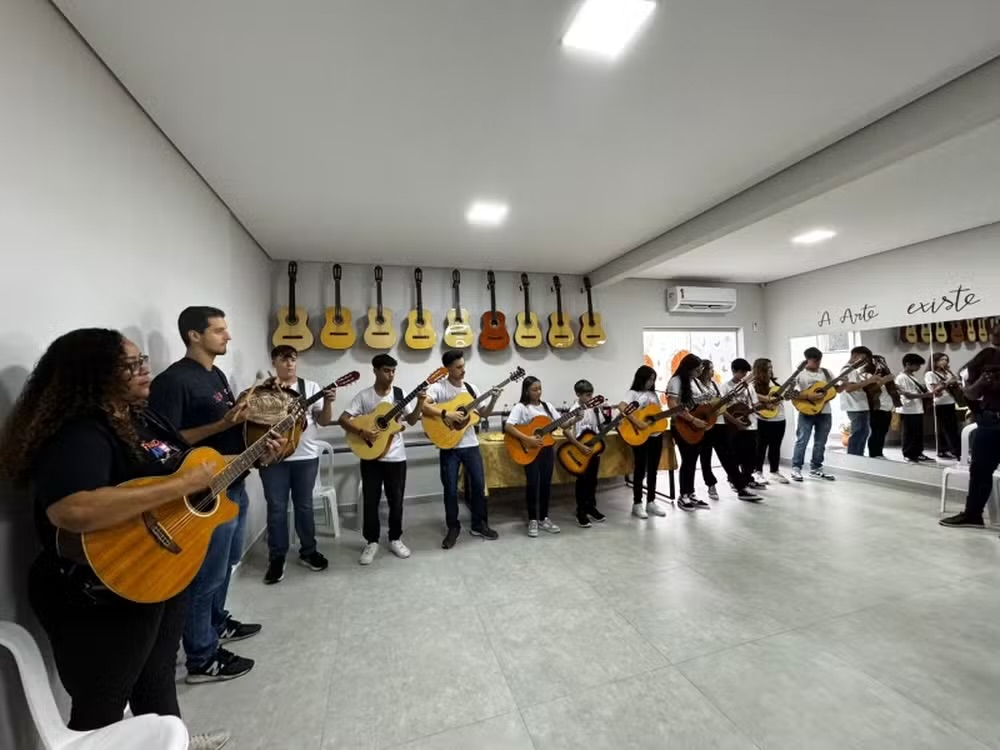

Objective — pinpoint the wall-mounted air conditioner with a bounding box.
[666,285,737,313]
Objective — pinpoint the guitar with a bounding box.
[547,276,575,349]
[346,368,448,460]
[864,355,902,410]
[272,261,314,351]
[934,321,948,344]
[949,320,965,344]
[319,264,356,350]
[504,397,605,466]
[479,270,510,351]
[790,359,867,416]
[363,266,397,349]
[404,268,436,350]
[966,319,978,343]
[423,367,526,449]
[903,324,918,344]
[79,371,359,604]
[978,318,989,343]
[578,277,606,348]
[756,360,808,419]
[443,270,473,348]
[647,388,740,447]
[919,323,932,345]
[514,274,542,348]
[557,402,638,476]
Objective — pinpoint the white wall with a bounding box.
[0,1,271,745]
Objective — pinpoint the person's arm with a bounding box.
[475,387,502,418]
[314,385,337,427]
[405,389,427,426]
[504,412,542,448]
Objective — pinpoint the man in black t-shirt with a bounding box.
[149,306,262,684]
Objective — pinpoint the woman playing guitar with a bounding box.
[664,355,713,511]
[694,360,757,501]
[752,359,790,484]
[621,365,670,518]
[504,376,560,537]
[925,353,962,460]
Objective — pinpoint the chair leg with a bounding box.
[940,474,948,514]
[329,494,341,538]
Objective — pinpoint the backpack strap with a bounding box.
[541,402,554,419]
[393,386,404,404]
[464,382,477,398]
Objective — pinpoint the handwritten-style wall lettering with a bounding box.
[817,304,878,328]
[906,284,982,316]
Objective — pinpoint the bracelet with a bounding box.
[441,410,447,419]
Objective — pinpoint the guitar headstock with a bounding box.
[583,276,592,292]
[333,263,342,281]
[520,273,530,289]
[622,400,639,415]
[583,395,605,409]
[552,275,562,291]
[288,261,298,281]
[414,268,423,284]
[426,367,448,385]
[487,270,496,290]
[510,366,527,382]
[374,266,383,284]
[335,371,361,388]
[452,269,461,288]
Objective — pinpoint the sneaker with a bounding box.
[938,452,956,460]
[646,501,667,517]
[939,512,985,528]
[905,458,920,464]
[527,520,539,537]
[707,485,719,500]
[916,454,936,463]
[298,551,329,571]
[632,502,648,519]
[737,489,762,502]
[770,471,791,485]
[470,525,499,540]
[219,617,261,643]
[389,540,411,559]
[359,542,379,565]
[185,648,254,684]
[540,517,561,534]
[809,469,836,481]
[677,496,697,512]
[752,471,768,484]
[748,481,768,490]
[263,558,284,585]
[189,731,231,750]
[441,527,460,549]
[577,514,592,528]
[588,508,606,523]
[693,498,710,510]
[791,469,803,482]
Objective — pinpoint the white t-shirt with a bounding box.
[507,402,558,426]
[573,404,604,437]
[876,386,895,412]
[895,372,926,415]
[924,370,955,406]
[426,380,481,449]
[284,379,326,461]
[345,386,416,462]
[692,378,722,425]
[722,378,758,430]
[839,366,870,413]
[628,388,663,435]
[795,368,834,415]
[754,381,785,422]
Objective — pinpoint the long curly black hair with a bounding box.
[0,328,139,483]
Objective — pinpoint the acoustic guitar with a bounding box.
[479,271,510,351]
[272,261,314,351]
[79,371,359,603]
[902,324,918,344]
[547,276,575,349]
[978,317,990,343]
[557,402,638,476]
[514,274,542,348]
[919,323,932,345]
[363,266,397,349]
[624,393,718,447]
[504,396,605,465]
[949,320,965,344]
[346,367,447,460]
[790,359,867,416]
[578,276,607,348]
[757,360,807,420]
[319,264,356,350]
[934,321,948,344]
[966,319,978,343]
[404,268,436,350]
[423,367,526,449]
[443,270,474,348]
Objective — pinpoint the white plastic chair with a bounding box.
[0,621,189,750]
[312,440,340,537]
[941,423,1000,522]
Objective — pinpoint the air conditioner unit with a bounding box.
[666,285,737,313]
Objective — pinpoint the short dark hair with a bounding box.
[903,353,925,367]
[271,345,297,360]
[574,379,594,395]
[731,358,751,373]
[372,353,397,369]
[442,350,464,367]
[851,346,872,358]
[178,306,225,345]
[804,347,823,360]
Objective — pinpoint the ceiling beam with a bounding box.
[588,55,1000,287]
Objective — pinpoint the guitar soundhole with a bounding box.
[334,315,344,325]
[187,489,218,515]
[376,417,390,430]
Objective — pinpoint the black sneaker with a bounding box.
[576,514,592,528]
[263,558,285,585]
[939,512,985,528]
[938,452,956,460]
[441,527,460,549]
[916,454,936,463]
[470,526,499,541]
[588,509,606,523]
[185,647,254,684]
[298,551,329,571]
[677,496,697,512]
[693,499,710,510]
[219,617,261,643]
[737,489,762,502]
[748,481,768,490]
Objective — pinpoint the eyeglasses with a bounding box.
[123,354,150,376]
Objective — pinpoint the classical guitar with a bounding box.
[79,371,359,603]
[513,274,542,348]
[547,276,575,349]
[978,317,989,343]
[363,266,397,349]
[919,323,932,345]
[479,270,510,351]
[949,320,965,344]
[863,355,901,411]
[557,402,638,476]
[346,367,448,460]
[578,276,607,348]
[404,268,436,350]
[504,397,605,465]
[443,270,474,348]
[320,264,356,350]
[757,360,807,420]
[966,319,978,343]
[790,359,867,416]
[423,367,526,449]
[934,321,948,344]
[626,392,720,447]
[272,261,314,351]
[902,324,918,344]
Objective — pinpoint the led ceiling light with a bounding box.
[561,0,656,59]
[466,201,509,227]
[791,228,837,245]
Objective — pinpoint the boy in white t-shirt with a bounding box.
[839,346,884,456]
[790,347,836,482]
[895,353,937,463]
[721,359,765,494]
[563,379,609,528]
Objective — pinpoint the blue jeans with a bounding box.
[846,411,871,456]
[792,413,832,471]
[261,458,318,560]
[183,479,248,669]
[440,446,488,530]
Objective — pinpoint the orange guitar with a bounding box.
[504,396,604,465]
[557,402,637,475]
[671,381,749,445]
[479,271,510,351]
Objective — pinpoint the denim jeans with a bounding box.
[846,411,871,456]
[792,413,832,471]
[261,458,319,560]
[440,446,488,530]
[183,479,248,669]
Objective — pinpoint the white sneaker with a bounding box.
[359,542,379,565]
[770,471,791,484]
[790,469,803,482]
[646,501,667,517]
[527,520,539,537]
[632,503,648,519]
[539,517,561,534]
[707,485,719,500]
[189,731,231,750]
[389,540,411,559]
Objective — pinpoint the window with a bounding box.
[642,328,742,401]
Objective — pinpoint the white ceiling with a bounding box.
[55,0,1000,274]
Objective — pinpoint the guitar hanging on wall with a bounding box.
[546,275,575,349]
[934,320,948,344]
[443,270,473,348]
[919,323,932,345]
[578,276,606,348]
[272,261,314,351]
[479,271,510,351]
[966,319,978,343]
[901,324,918,344]
[978,317,990,343]
[363,265,397,349]
[404,268,436,350]
[319,263,355,350]
[949,320,965,344]
[514,273,542,348]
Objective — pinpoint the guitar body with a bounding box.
[578,313,607,348]
[81,447,238,604]
[949,320,965,344]
[514,312,543,348]
[245,419,305,460]
[756,385,783,420]
[504,416,556,465]
[364,308,397,349]
[346,403,406,460]
[547,313,575,349]
[443,309,474,348]
[422,393,481,449]
[904,325,918,344]
[967,319,978,342]
[978,318,989,343]
[619,404,674,447]
[791,382,835,416]
[934,321,948,344]
[919,323,932,344]
[671,403,717,446]
[404,309,436,350]
[479,311,510,351]
[320,308,356,350]
[557,429,607,476]
[272,307,314,351]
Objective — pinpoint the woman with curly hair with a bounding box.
[0,328,230,749]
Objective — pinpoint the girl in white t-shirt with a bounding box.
[621,364,670,518]
[665,354,711,511]
[926,353,961,460]
[695,360,747,501]
[504,376,560,537]
[752,358,789,484]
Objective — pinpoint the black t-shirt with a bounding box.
[149,357,244,455]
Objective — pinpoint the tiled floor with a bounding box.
[178,473,1000,749]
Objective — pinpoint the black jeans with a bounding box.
[935,403,962,457]
[631,433,664,503]
[868,409,892,457]
[729,428,757,487]
[575,455,601,516]
[360,459,407,542]
[670,429,701,496]
[901,413,926,459]
[524,445,555,520]
[439,446,488,530]
[699,425,739,488]
[756,420,786,473]
[28,554,186,731]
[963,413,1000,518]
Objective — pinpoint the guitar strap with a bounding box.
[541,402,554,419]
[298,377,306,399]
[464,383,481,433]
[393,386,405,405]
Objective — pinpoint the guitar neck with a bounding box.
[211,411,297,493]
[416,284,424,319]
[384,380,429,423]
[523,286,531,316]
[490,286,498,317]
[376,282,384,318]
[334,279,342,315]
[585,289,595,326]
[453,287,462,321]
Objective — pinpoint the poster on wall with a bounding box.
[642,329,739,403]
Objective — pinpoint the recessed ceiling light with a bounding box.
[466,201,509,227]
[791,228,837,245]
[561,0,656,60]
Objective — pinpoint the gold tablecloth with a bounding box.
[476,430,676,490]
